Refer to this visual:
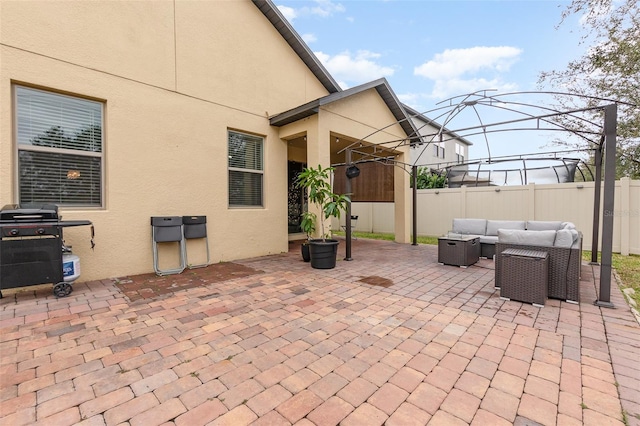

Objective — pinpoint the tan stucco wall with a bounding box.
[321,90,407,147]
[1,1,332,281]
[317,89,411,241]
[277,88,411,240]
[1,1,416,283]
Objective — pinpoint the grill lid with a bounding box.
[0,204,60,222]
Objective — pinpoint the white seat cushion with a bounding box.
[479,235,499,245]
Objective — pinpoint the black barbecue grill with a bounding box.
[0,204,94,298]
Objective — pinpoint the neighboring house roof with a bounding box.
[251,0,341,94]
[252,0,421,144]
[402,104,473,147]
[269,78,422,144]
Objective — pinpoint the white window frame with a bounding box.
[14,85,104,207]
[228,130,264,208]
[456,143,465,163]
[433,141,445,159]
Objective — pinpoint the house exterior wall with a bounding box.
[317,89,411,243]
[322,89,408,147]
[277,88,411,240]
[0,1,333,281]
[408,116,470,168]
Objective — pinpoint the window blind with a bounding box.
[228,131,264,207]
[16,86,103,206]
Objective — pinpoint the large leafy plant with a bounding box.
[299,211,316,242]
[412,166,446,189]
[296,165,350,242]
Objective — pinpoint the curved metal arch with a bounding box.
[466,99,602,146]
[442,158,584,187]
[333,90,622,309]
[353,89,607,161]
[405,90,627,155]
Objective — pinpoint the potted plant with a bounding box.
[299,211,315,262]
[296,164,350,269]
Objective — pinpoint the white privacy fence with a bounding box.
[337,178,640,255]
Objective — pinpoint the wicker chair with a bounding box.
[495,238,582,303]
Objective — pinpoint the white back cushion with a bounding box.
[452,218,487,235]
[498,229,557,247]
[527,221,563,231]
[555,229,579,247]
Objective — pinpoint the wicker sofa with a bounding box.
[451,219,576,258]
[450,218,582,302]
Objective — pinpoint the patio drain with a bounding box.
[359,276,393,288]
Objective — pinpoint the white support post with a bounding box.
[621,177,630,256]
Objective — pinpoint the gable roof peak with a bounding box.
[270,77,421,143]
[252,2,422,143]
[251,0,341,94]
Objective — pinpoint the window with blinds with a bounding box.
[228,130,264,207]
[15,86,103,207]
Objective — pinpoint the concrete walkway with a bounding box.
[1,238,638,425]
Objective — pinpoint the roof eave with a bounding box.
[269,100,321,126]
[270,78,422,145]
[369,80,422,145]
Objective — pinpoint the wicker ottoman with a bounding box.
[438,235,481,267]
[499,248,548,306]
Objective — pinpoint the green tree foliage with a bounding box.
[538,0,639,178]
[296,165,350,241]
[411,167,446,189]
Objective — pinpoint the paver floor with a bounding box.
[1,238,638,425]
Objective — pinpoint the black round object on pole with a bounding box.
[346,165,360,179]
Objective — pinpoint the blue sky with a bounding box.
[274,0,589,160]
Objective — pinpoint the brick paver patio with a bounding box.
[1,238,638,425]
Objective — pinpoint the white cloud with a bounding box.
[315,50,395,88]
[397,92,420,106]
[277,5,296,22]
[415,46,522,79]
[301,33,317,44]
[277,0,345,22]
[413,46,522,99]
[430,78,518,100]
[309,0,346,17]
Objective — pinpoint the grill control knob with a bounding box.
[10,228,19,236]
[37,228,45,235]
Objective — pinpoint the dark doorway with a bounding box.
[287,161,306,234]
